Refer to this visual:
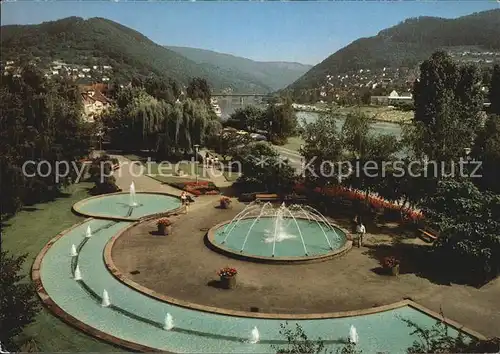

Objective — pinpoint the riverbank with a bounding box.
[294,104,413,124]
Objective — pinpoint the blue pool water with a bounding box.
[39,216,470,353]
[73,193,181,219]
[213,218,347,257]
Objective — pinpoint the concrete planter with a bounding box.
[220,275,236,289]
[390,264,400,276]
[158,224,172,235]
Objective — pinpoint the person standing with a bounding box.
[180,191,187,205]
[355,220,366,247]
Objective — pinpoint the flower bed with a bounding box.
[167,180,220,196]
[293,183,423,223]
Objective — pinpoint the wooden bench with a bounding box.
[417,228,437,243]
[255,193,279,201]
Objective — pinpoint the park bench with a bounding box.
[255,193,280,202]
[417,228,438,243]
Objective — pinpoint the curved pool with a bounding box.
[72,192,181,220]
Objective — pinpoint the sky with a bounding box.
[1,1,499,65]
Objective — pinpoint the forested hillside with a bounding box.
[1,17,273,93]
[288,9,500,92]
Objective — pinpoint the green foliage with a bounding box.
[272,322,326,354]
[88,155,120,195]
[424,180,500,283]
[300,109,343,188]
[265,101,298,144]
[472,114,500,193]
[186,77,212,104]
[413,51,483,161]
[489,64,500,115]
[272,322,361,354]
[288,10,500,92]
[226,105,266,132]
[0,251,40,350]
[402,317,499,353]
[102,86,221,157]
[0,67,92,217]
[233,142,296,193]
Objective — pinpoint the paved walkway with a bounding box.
[110,154,182,196]
[110,154,222,210]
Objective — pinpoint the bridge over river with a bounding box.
[212,93,272,118]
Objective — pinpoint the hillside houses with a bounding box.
[1,59,115,83]
[79,83,112,123]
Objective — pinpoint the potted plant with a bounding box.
[381,256,400,276]
[217,267,237,289]
[157,218,172,235]
[220,196,232,209]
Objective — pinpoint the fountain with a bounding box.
[210,201,349,261]
[74,265,82,281]
[249,326,260,344]
[163,313,174,330]
[349,325,359,344]
[129,182,138,207]
[0,341,10,354]
[85,226,92,238]
[101,289,111,307]
[70,244,78,257]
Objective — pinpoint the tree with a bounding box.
[413,51,483,161]
[0,251,40,350]
[471,114,500,193]
[300,108,343,188]
[489,64,500,115]
[232,142,296,193]
[0,67,91,217]
[264,101,298,144]
[225,106,265,132]
[186,77,211,105]
[423,180,500,284]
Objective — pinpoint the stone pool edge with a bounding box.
[31,218,168,353]
[72,191,183,222]
[205,216,353,264]
[32,210,487,353]
[104,219,486,343]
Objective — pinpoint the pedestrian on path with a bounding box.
[355,220,366,247]
[180,191,187,205]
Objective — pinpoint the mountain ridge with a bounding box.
[165,45,312,91]
[287,9,500,92]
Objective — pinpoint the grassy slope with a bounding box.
[2,182,124,352]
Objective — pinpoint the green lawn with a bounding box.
[280,136,305,152]
[223,170,241,182]
[2,182,124,352]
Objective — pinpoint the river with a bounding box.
[296,111,403,138]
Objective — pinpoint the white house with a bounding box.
[82,68,91,73]
[81,88,111,123]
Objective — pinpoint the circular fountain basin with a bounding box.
[73,192,182,221]
[208,216,351,263]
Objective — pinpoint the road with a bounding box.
[273,145,303,172]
